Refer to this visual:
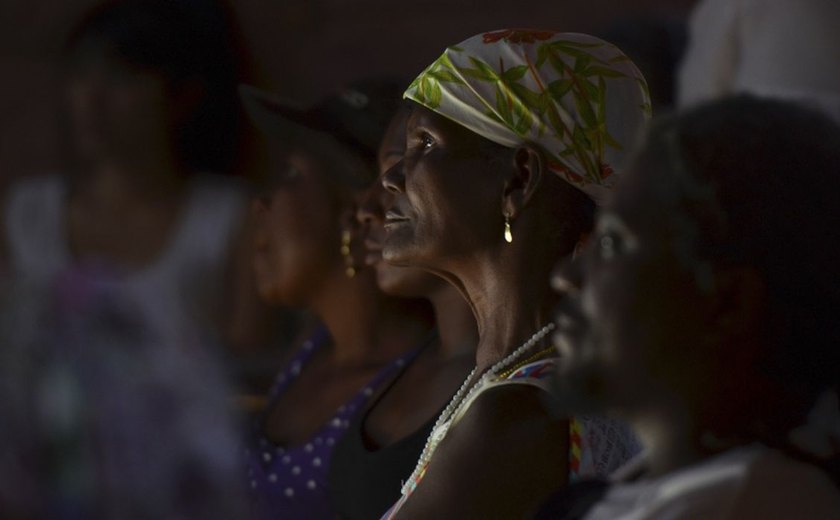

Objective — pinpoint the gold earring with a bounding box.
[503,214,513,243]
[341,229,356,278]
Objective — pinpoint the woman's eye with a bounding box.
[420,133,435,150]
[598,232,622,260]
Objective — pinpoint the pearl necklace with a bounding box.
[400,322,556,495]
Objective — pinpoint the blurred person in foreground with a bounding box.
[0,273,247,518]
[551,96,840,518]
[1,0,268,355]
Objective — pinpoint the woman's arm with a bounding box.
[394,384,569,519]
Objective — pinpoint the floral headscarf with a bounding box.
[405,29,651,203]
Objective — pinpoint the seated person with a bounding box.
[551,95,840,518]
[378,29,648,518]
[3,0,259,354]
[240,80,434,519]
[328,103,479,520]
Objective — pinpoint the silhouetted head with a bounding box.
[553,95,840,447]
[62,0,239,171]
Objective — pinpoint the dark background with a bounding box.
[0,0,697,189]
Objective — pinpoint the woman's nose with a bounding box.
[381,158,405,194]
[356,182,385,225]
[550,253,582,298]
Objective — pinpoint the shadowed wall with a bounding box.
[0,0,695,188]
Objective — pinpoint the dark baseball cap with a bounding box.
[239,79,406,162]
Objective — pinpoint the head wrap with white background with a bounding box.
[405,29,651,204]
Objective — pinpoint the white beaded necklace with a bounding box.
[400,322,556,495]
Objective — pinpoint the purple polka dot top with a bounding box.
[245,327,419,519]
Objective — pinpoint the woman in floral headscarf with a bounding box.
[379,30,650,517]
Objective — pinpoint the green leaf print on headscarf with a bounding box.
[404,29,652,204]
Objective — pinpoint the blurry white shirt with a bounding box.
[4,173,247,351]
[678,0,840,122]
[585,445,840,519]
[0,270,249,518]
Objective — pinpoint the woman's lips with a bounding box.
[384,210,409,230]
[364,238,383,266]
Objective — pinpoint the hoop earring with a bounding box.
[503,214,513,244]
[340,229,356,278]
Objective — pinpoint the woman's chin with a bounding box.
[381,229,420,267]
[376,262,436,299]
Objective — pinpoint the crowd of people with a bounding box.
[2,0,840,518]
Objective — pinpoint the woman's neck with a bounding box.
[427,284,478,360]
[312,268,432,367]
[448,241,561,371]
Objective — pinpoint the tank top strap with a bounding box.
[450,350,558,427]
[267,325,332,399]
[489,349,560,392]
[340,343,428,417]
[367,334,432,391]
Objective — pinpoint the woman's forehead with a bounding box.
[407,104,459,133]
[407,104,500,152]
[405,103,438,128]
[379,111,410,152]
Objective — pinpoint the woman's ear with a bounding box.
[501,146,544,218]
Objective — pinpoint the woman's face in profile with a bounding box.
[380,104,508,269]
[251,145,344,305]
[357,108,443,297]
[550,163,717,415]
